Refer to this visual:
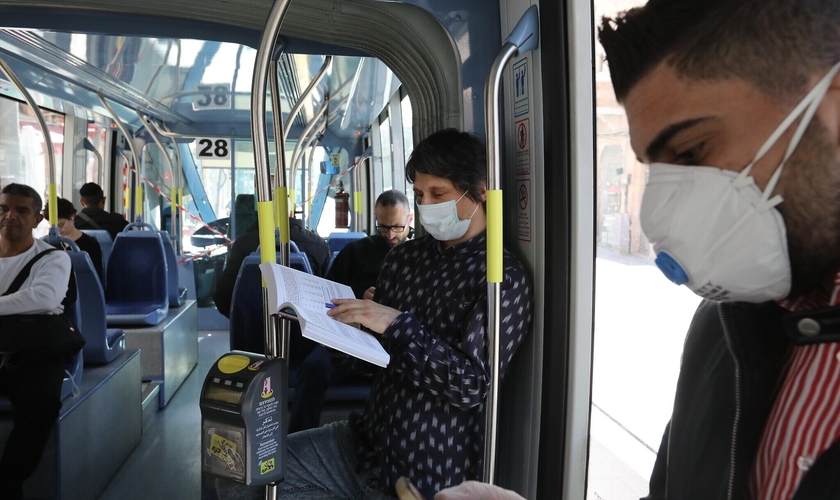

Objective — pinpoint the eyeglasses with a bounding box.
[375,224,407,234]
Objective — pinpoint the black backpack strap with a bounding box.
[2,249,59,296]
[76,211,102,230]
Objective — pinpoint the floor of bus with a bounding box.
[96,330,359,500]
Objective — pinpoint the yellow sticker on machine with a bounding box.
[209,434,238,470]
[260,458,275,475]
[217,354,251,374]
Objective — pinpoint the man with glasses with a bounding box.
[326,190,413,299]
[288,190,413,433]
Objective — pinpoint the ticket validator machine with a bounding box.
[200,350,287,486]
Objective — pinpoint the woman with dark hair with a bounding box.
[45,198,103,278]
[218,129,533,500]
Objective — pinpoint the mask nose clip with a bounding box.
[655,252,689,285]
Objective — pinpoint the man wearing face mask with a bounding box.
[216,129,533,500]
[599,1,840,499]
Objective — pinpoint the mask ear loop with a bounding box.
[734,61,840,195]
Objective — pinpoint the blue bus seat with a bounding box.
[105,231,169,326]
[67,251,125,364]
[158,231,187,307]
[325,250,340,276]
[80,229,113,285]
[327,231,366,254]
[290,252,313,274]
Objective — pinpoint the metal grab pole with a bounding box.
[251,1,292,497]
[99,93,141,222]
[136,112,177,240]
[288,98,328,205]
[0,56,58,228]
[482,5,539,484]
[283,55,332,141]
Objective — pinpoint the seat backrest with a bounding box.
[158,230,184,306]
[229,255,265,354]
[230,255,316,364]
[106,232,168,304]
[234,194,257,239]
[327,231,366,253]
[67,251,110,360]
[80,229,113,283]
[289,252,313,274]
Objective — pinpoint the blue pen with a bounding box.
[325,302,337,309]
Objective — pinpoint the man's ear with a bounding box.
[477,184,487,203]
[100,196,107,208]
[34,213,44,228]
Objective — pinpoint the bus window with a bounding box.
[588,1,702,498]
[401,94,414,210]
[379,116,393,191]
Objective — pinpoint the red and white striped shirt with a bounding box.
[750,273,840,500]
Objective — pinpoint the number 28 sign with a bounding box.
[196,138,231,159]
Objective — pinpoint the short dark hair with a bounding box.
[44,197,77,219]
[598,0,840,103]
[80,182,104,206]
[1,183,42,212]
[405,128,487,202]
[375,190,410,210]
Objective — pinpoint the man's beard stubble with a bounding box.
[778,119,840,299]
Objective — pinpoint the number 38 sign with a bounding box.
[196,138,231,159]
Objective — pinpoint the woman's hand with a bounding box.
[326,298,402,334]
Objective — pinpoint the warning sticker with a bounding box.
[515,118,530,176]
[261,457,276,475]
[209,433,243,472]
[517,180,532,242]
[513,58,530,117]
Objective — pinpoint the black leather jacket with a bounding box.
[644,300,840,500]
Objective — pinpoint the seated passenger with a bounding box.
[74,182,128,240]
[214,216,331,318]
[0,184,72,500]
[45,197,103,278]
[288,189,413,433]
[217,129,533,499]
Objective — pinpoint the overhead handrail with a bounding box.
[0,55,58,229]
[482,5,539,485]
[0,29,190,125]
[99,92,141,222]
[283,55,332,141]
[136,112,179,252]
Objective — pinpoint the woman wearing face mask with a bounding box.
[216,129,533,500]
[44,197,103,279]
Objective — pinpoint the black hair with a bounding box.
[598,0,840,103]
[405,128,487,202]
[1,183,42,212]
[375,190,410,210]
[44,197,77,219]
[79,181,104,206]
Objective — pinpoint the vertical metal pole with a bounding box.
[483,42,519,484]
[98,93,141,222]
[136,112,176,236]
[269,59,290,362]
[251,1,292,496]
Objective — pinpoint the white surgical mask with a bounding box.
[417,191,479,241]
[641,61,840,302]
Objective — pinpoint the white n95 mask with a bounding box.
[417,191,479,241]
[641,61,840,303]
